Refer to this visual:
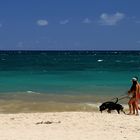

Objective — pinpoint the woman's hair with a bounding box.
[130,80,137,92]
[135,76,138,81]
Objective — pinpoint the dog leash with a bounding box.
[118,95,129,101]
[110,95,129,101]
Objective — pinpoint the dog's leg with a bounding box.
[117,110,120,114]
[121,109,126,114]
[107,109,111,113]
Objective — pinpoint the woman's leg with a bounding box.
[128,98,135,114]
[132,102,135,114]
[135,100,139,115]
[128,99,133,114]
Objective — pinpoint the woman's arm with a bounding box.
[136,84,139,99]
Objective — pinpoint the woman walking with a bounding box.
[128,77,140,115]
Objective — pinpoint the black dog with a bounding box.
[99,98,125,114]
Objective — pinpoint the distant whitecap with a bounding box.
[97,59,103,62]
[27,90,35,93]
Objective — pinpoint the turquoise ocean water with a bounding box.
[0,51,140,112]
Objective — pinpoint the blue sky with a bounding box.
[0,0,140,50]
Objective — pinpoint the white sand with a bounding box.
[0,112,140,140]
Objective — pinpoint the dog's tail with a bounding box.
[114,97,118,104]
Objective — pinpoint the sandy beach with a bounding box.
[0,112,140,140]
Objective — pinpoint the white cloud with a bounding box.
[99,12,125,26]
[59,19,69,25]
[82,18,92,24]
[37,19,48,26]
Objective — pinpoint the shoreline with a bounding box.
[0,92,129,113]
[0,111,140,140]
[0,100,129,113]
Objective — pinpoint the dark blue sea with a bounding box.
[0,51,140,112]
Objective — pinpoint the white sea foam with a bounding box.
[85,103,101,108]
[27,91,35,94]
[97,59,103,62]
[27,91,41,94]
